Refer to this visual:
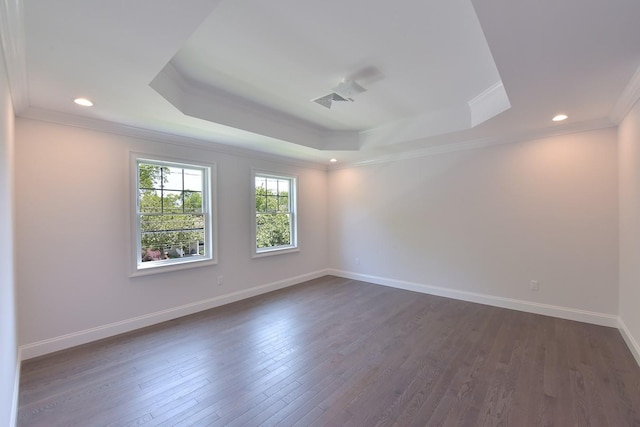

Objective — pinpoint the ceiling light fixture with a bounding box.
[329,158,337,163]
[552,114,568,122]
[74,98,93,107]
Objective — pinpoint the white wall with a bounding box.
[329,129,619,321]
[15,118,328,357]
[0,45,17,426]
[13,112,636,365]
[619,99,640,363]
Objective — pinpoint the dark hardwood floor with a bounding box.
[18,276,640,426]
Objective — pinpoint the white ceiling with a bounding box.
[5,0,640,165]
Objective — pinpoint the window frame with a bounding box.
[130,153,217,276]
[251,170,298,258]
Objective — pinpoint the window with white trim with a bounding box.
[132,155,216,274]
[252,172,297,256]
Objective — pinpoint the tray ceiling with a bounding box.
[8,0,640,164]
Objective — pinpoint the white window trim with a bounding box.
[130,152,218,277]
[251,170,299,258]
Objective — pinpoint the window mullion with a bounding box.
[181,168,185,214]
[160,167,164,215]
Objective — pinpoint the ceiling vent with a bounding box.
[313,92,350,109]
[312,80,367,109]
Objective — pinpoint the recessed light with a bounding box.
[329,158,338,163]
[74,98,93,107]
[552,114,568,122]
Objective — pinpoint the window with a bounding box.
[252,172,297,256]
[131,155,216,275]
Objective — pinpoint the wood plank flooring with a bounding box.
[18,276,640,426]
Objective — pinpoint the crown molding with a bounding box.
[331,118,615,170]
[0,0,29,113]
[610,64,640,124]
[19,107,329,171]
[151,62,360,151]
[19,105,617,174]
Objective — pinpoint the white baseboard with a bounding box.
[18,269,628,362]
[10,348,21,427]
[618,317,640,367]
[19,269,329,360]
[328,269,619,328]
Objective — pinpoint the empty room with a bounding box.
[2,0,640,425]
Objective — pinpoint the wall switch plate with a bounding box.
[217,275,223,286]
[530,280,539,291]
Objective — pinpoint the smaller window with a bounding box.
[252,171,298,256]
[131,154,217,275]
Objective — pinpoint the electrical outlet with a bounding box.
[355,257,360,265]
[530,280,539,291]
[217,275,223,286]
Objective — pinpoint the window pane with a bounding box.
[256,178,291,213]
[163,167,183,191]
[267,195,279,213]
[140,213,205,262]
[138,164,163,190]
[183,191,203,213]
[256,213,291,249]
[256,190,276,213]
[183,169,203,192]
[255,177,267,191]
[139,189,161,213]
[161,190,183,213]
[278,194,289,212]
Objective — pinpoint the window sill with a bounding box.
[252,246,299,259]
[130,256,217,277]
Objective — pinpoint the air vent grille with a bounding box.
[312,79,367,109]
[312,92,349,109]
